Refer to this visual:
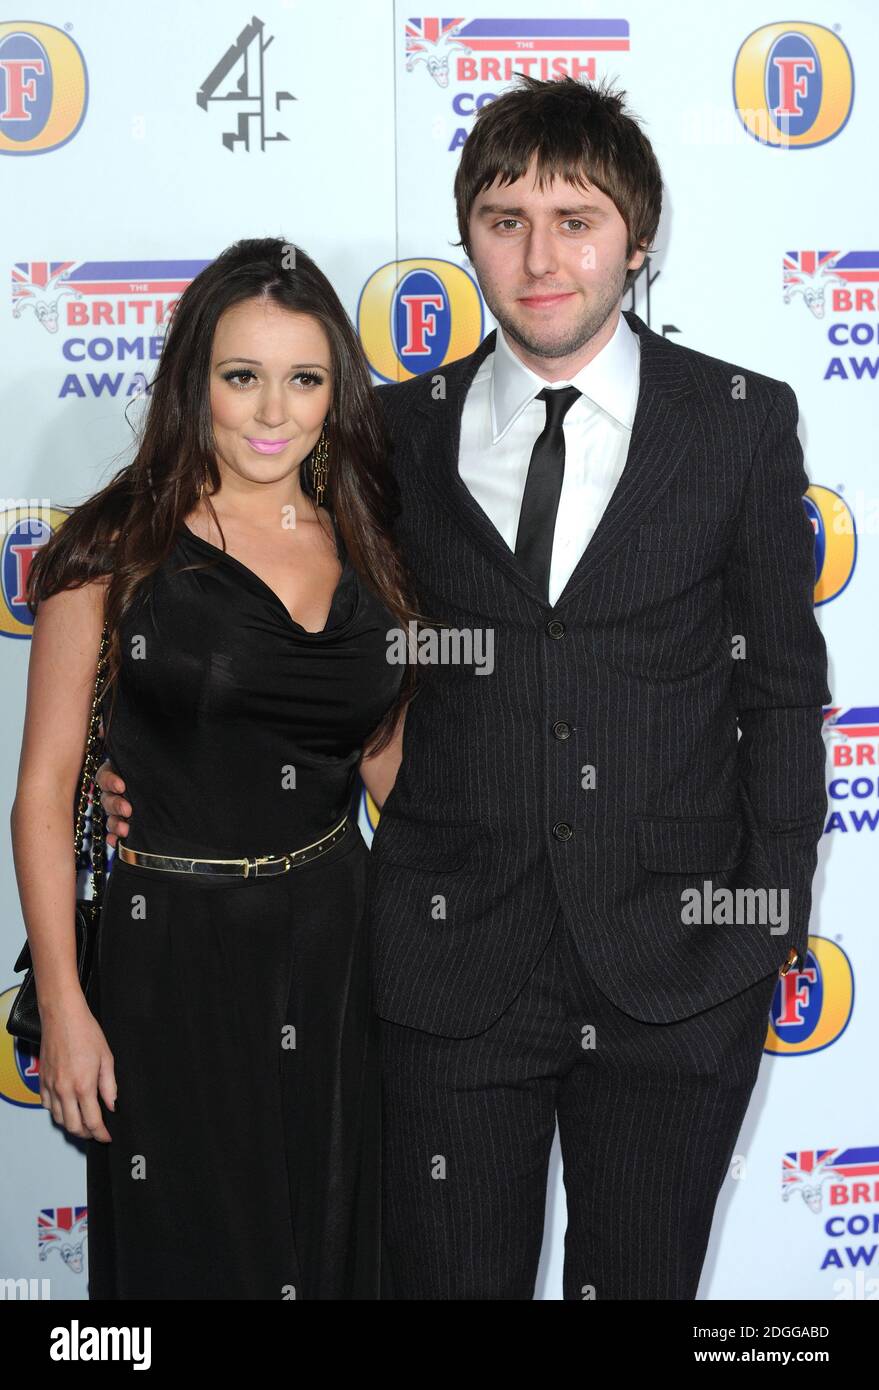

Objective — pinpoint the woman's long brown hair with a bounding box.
[26,237,424,756]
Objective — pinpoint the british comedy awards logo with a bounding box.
[11,258,210,396]
[784,251,879,382]
[403,16,631,148]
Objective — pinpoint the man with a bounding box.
[99,75,830,1298]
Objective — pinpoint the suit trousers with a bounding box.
[378,907,779,1299]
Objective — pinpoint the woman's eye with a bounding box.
[221,369,325,389]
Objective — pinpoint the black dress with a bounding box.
[85,513,402,1299]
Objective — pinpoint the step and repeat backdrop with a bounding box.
[1,1,875,1301]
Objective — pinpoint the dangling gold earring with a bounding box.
[312,426,329,507]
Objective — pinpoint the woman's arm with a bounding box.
[10,578,115,1140]
[358,707,407,811]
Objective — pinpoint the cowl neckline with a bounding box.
[175,511,360,638]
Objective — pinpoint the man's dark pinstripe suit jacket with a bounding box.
[368,307,831,1038]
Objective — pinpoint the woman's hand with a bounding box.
[38,992,116,1142]
[96,758,131,848]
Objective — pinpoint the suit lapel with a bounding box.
[411,309,700,610]
[412,327,543,595]
[553,310,699,607]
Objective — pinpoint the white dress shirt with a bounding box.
[457,310,641,605]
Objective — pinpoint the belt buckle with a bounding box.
[215,817,346,879]
[245,854,282,879]
[188,855,251,877]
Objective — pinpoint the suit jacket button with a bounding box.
[552,822,573,841]
[552,720,572,740]
[546,619,565,638]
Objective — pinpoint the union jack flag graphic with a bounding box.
[38,1205,89,1271]
[823,705,879,739]
[11,261,81,333]
[784,250,841,280]
[12,261,76,298]
[405,17,465,49]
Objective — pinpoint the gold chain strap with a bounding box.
[72,621,110,907]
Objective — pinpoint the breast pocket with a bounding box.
[635,519,731,562]
[618,518,732,679]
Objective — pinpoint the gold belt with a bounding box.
[116,813,349,879]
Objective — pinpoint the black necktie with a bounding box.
[514,385,582,599]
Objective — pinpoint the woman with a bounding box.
[10,237,421,1299]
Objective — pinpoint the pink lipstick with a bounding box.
[245,438,290,455]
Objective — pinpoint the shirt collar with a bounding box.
[490,309,640,443]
